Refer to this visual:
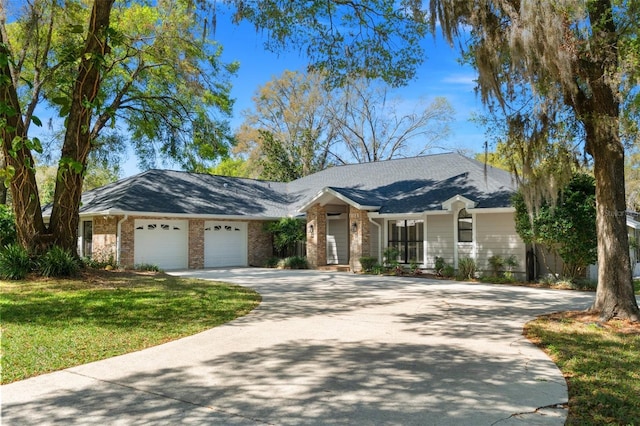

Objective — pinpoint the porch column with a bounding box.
[349,206,371,272]
[306,204,327,268]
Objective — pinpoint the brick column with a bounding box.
[349,206,371,272]
[306,204,327,268]
[119,217,135,268]
[248,220,273,266]
[189,219,204,269]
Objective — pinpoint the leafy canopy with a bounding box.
[513,173,597,280]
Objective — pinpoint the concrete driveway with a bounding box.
[2,269,594,425]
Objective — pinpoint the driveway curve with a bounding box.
[2,269,594,425]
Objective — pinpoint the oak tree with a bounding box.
[429,0,640,320]
[1,0,235,252]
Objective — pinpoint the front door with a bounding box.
[326,216,348,264]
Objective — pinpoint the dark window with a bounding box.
[458,209,473,243]
[387,220,424,264]
[82,220,93,257]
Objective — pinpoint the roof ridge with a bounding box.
[457,154,515,189]
[157,168,284,185]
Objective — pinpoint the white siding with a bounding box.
[425,214,454,269]
[458,244,474,260]
[475,212,526,277]
[369,218,383,262]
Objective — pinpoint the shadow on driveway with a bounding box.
[2,268,594,425]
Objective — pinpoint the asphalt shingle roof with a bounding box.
[287,153,516,213]
[61,153,516,218]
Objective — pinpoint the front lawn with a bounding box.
[0,270,261,384]
[525,312,640,424]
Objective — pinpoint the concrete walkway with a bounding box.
[2,269,594,425]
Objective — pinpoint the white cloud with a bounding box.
[441,74,477,87]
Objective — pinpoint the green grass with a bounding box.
[634,278,640,293]
[525,312,640,425]
[0,270,261,384]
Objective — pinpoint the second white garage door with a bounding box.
[134,219,189,270]
[204,221,248,267]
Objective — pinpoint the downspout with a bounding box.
[368,216,382,261]
[116,214,128,265]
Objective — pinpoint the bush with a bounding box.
[479,274,517,284]
[488,255,505,277]
[359,256,378,273]
[265,218,305,258]
[0,243,32,280]
[280,256,308,269]
[134,263,162,272]
[264,256,280,268]
[409,259,422,275]
[39,246,80,277]
[0,205,16,246]
[570,279,598,291]
[505,255,518,271]
[434,256,447,276]
[383,246,400,269]
[487,255,519,277]
[442,264,455,278]
[457,257,476,280]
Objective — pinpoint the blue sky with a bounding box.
[217,18,486,146]
[120,16,488,176]
[14,3,488,178]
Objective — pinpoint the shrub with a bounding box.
[0,243,32,280]
[570,279,598,291]
[409,259,422,275]
[359,256,378,273]
[505,255,518,272]
[0,205,16,246]
[383,246,400,269]
[265,218,306,258]
[434,256,447,276]
[39,246,80,277]
[134,263,162,272]
[488,255,505,277]
[371,263,384,275]
[479,274,516,284]
[264,256,280,268]
[442,264,455,278]
[457,257,476,280]
[281,256,308,269]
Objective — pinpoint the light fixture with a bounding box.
[351,222,358,233]
[308,223,314,234]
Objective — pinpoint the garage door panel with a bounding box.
[204,221,247,267]
[134,219,188,270]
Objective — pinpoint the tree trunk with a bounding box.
[49,0,114,253]
[589,122,640,321]
[0,151,7,205]
[576,0,640,321]
[0,35,47,250]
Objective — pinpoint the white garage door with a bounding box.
[204,221,248,267]
[134,219,188,270]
